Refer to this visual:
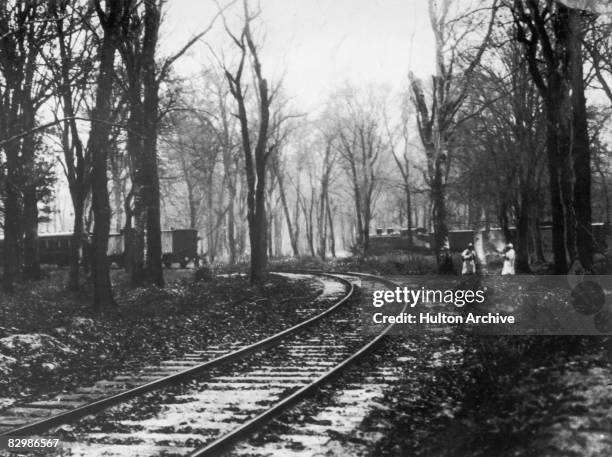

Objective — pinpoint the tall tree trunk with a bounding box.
[124,82,146,285]
[89,0,125,310]
[363,192,372,258]
[317,181,328,260]
[2,143,20,293]
[207,173,215,259]
[499,200,511,243]
[109,145,124,235]
[431,157,448,268]
[595,163,610,225]
[533,211,546,263]
[514,1,584,274]
[142,1,163,287]
[326,194,336,258]
[405,182,413,246]
[68,190,85,290]
[122,188,136,281]
[52,0,90,291]
[516,188,532,273]
[546,107,569,274]
[249,179,268,281]
[22,184,40,279]
[143,126,163,286]
[568,7,592,270]
[187,180,197,229]
[274,212,282,257]
[224,2,271,283]
[340,215,347,253]
[301,194,316,258]
[22,106,41,280]
[227,184,236,263]
[347,156,365,248]
[293,191,300,254]
[267,213,274,259]
[277,170,299,257]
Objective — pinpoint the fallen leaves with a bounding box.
[0,271,325,407]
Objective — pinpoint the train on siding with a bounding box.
[0,228,199,269]
[369,223,610,256]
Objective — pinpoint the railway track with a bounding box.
[0,271,402,457]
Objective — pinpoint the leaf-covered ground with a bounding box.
[366,330,611,456]
[349,271,612,456]
[0,269,328,407]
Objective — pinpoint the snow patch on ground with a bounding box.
[71,317,95,329]
[274,273,347,300]
[0,353,16,376]
[0,397,15,408]
[531,365,612,457]
[216,273,247,278]
[0,333,75,356]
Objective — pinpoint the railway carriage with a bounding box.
[39,233,74,266]
[105,228,198,268]
[161,229,199,268]
[0,233,75,267]
[0,228,199,269]
[107,229,199,268]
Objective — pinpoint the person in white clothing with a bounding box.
[461,242,476,275]
[501,243,516,275]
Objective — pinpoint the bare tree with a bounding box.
[316,136,336,260]
[385,95,416,247]
[222,0,273,282]
[454,37,547,272]
[88,0,129,309]
[410,0,498,271]
[0,0,55,290]
[212,74,241,264]
[272,152,299,257]
[511,0,593,272]
[47,1,96,290]
[116,0,164,286]
[334,92,385,258]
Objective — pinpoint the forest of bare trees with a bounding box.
[1,0,611,308]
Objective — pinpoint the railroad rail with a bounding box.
[189,271,403,457]
[0,271,403,457]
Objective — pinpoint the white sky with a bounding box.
[160,0,436,113]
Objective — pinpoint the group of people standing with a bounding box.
[461,242,516,275]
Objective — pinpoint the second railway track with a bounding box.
[0,272,403,457]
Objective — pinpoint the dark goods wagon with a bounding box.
[1,233,75,267]
[446,230,475,252]
[162,229,198,268]
[39,233,73,266]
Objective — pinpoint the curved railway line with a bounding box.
[0,271,404,457]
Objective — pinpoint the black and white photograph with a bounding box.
[0,0,611,455]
